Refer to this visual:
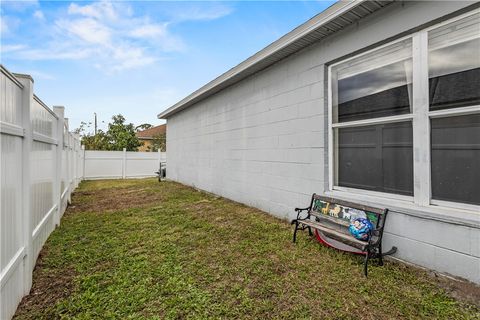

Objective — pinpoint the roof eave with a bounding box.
[158,0,387,119]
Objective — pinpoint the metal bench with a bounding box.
[291,194,397,277]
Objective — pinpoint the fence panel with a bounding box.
[0,66,82,320]
[0,129,24,320]
[1,68,27,320]
[84,151,124,179]
[125,151,165,178]
[60,122,72,216]
[84,150,165,180]
[30,96,57,263]
[1,65,165,319]
[75,143,84,186]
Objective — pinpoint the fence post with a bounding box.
[53,106,64,226]
[69,134,73,187]
[71,134,76,187]
[82,145,85,180]
[74,133,80,187]
[64,119,72,203]
[16,73,34,295]
[122,148,127,179]
[69,133,74,192]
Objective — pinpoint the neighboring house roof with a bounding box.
[157,0,394,119]
[136,124,166,139]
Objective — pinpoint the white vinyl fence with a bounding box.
[84,149,166,179]
[1,66,83,320]
[0,65,167,319]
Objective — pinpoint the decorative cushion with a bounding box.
[348,218,373,241]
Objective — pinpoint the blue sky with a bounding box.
[1,0,335,133]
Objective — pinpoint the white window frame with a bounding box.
[327,9,480,214]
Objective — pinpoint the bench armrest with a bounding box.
[293,207,311,222]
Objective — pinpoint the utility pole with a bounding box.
[94,112,97,135]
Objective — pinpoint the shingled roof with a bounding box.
[136,124,166,139]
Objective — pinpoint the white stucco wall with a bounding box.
[166,1,480,283]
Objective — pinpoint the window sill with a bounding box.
[325,189,480,229]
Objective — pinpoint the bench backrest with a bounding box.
[309,194,387,229]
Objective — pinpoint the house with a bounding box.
[136,124,166,151]
[158,1,480,283]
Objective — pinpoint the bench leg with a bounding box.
[308,226,313,236]
[378,243,384,266]
[382,246,397,256]
[364,250,370,278]
[292,221,299,243]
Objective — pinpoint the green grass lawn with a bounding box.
[14,179,479,319]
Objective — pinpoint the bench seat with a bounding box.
[299,220,368,250]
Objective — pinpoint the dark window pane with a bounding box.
[332,39,412,123]
[336,121,413,196]
[338,62,412,122]
[429,67,480,111]
[428,13,480,111]
[431,114,480,205]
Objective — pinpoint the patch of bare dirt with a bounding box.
[13,249,77,319]
[429,271,480,309]
[68,187,164,213]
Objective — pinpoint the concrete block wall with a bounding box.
[166,1,480,283]
[168,58,325,220]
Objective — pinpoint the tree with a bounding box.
[147,133,166,152]
[81,130,110,150]
[135,123,153,132]
[80,114,143,151]
[73,121,89,135]
[105,114,142,151]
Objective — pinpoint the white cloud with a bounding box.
[15,48,93,60]
[0,19,8,34]
[33,10,45,20]
[109,45,157,72]
[1,44,27,53]
[68,2,118,21]
[170,4,233,22]
[0,15,20,36]
[128,22,185,52]
[129,23,168,38]
[56,2,169,72]
[0,0,38,12]
[2,1,231,73]
[56,18,111,44]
